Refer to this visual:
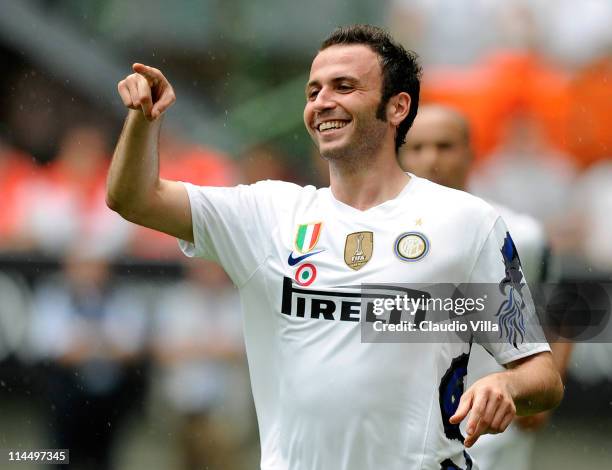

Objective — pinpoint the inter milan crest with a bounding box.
[295,222,323,254]
[395,232,429,262]
[344,231,373,270]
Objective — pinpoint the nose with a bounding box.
[420,146,440,169]
[312,87,337,112]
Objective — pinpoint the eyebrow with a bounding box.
[305,75,359,94]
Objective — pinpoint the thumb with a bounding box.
[449,390,472,424]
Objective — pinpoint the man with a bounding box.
[399,104,573,470]
[108,25,563,470]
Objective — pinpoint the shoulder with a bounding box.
[184,179,318,205]
[248,180,321,210]
[489,203,546,248]
[250,179,316,196]
[410,175,499,228]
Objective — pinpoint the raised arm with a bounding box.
[106,63,193,243]
[449,351,563,448]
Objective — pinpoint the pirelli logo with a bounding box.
[280,277,428,324]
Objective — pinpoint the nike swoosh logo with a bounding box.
[287,250,325,266]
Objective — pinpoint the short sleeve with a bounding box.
[178,180,294,287]
[468,216,550,365]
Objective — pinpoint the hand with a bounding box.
[449,373,516,448]
[117,63,176,121]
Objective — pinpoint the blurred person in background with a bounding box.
[151,258,248,470]
[468,112,576,225]
[0,138,39,251]
[413,45,573,167]
[399,104,574,470]
[566,162,612,272]
[28,245,149,470]
[5,68,67,166]
[565,52,612,170]
[0,270,31,367]
[389,0,611,178]
[388,0,590,167]
[11,124,132,256]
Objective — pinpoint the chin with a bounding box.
[319,146,347,161]
[318,139,352,161]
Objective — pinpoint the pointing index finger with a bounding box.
[132,63,160,87]
[449,391,472,425]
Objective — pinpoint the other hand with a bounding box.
[449,373,516,448]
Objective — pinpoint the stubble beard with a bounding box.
[318,115,388,175]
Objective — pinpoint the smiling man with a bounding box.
[107,25,563,470]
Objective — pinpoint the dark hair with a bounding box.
[320,24,422,152]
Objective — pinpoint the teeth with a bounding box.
[318,120,348,132]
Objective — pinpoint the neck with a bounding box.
[328,141,410,211]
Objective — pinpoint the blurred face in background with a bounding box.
[64,250,111,292]
[399,106,472,190]
[185,258,232,289]
[304,45,389,163]
[57,125,108,177]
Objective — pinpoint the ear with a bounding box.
[387,92,411,127]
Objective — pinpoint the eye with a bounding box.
[410,144,422,152]
[337,83,353,92]
[307,89,319,100]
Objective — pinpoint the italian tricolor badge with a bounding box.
[295,222,323,253]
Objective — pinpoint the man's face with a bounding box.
[304,45,389,162]
[399,109,471,190]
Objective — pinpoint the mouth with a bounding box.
[316,119,351,134]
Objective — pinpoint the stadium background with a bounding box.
[0,0,611,468]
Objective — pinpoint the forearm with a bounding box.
[505,352,564,415]
[106,109,163,218]
[550,342,574,380]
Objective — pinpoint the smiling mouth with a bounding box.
[317,120,351,133]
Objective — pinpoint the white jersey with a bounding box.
[178,174,550,470]
[466,204,550,470]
